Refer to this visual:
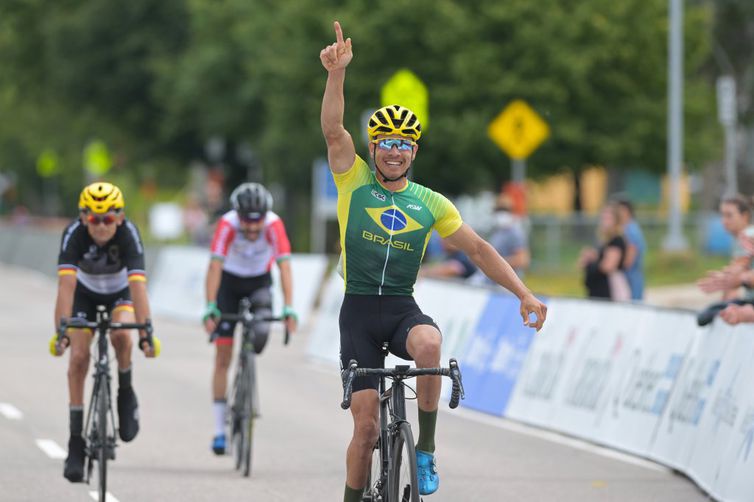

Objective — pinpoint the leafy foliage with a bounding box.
[0,0,733,213]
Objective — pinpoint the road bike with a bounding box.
[213,297,289,477]
[341,349,464,502]
[57,306,154,502]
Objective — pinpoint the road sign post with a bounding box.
[663,0,688,252]
[717,75,738,196]
[310,158,338,254]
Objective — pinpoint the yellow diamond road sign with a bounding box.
[488,100,550,160]
[381,69,429,130]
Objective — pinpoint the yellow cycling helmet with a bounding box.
[78,182,124,214]
[367,105,422,141]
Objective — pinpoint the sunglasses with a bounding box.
[373,138,415,151]
[86,213,117,225]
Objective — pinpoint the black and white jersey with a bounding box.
[57,219,146,294]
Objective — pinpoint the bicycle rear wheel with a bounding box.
[389,422,419,502]
[230,369,245,470]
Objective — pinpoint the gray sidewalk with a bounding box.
[644,283,718,310]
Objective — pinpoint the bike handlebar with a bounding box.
[57,316,154,351]
[210,313,290,345]
[340,358,465,410]
[208,296,291,345]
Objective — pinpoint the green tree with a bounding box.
[0,0,725,216]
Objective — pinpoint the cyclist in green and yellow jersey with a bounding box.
[320,21,547,502]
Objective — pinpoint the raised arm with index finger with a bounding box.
[320,21,356,174]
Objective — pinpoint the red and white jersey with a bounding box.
[210,210,291,277]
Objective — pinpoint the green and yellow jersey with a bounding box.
[333,155,463,295]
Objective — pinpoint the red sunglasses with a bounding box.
[86,213,117,225]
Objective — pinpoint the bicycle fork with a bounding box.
[87,359,117,462]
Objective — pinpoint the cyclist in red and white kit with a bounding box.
[202,182,297,454]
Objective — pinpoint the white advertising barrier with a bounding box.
[594,308,695,456]
[307,270,344,365]
[414,278,490,398]
[413,278,490,365]
[686,322,754,501]
[149,245,328,327]
[508,302,695,457]
[650,320,734,471]
[148,246,208,320]
[502,298,583,428]
[306,274,754,501]
[504,299,754,502]
[718,341,754,502]
[540,301,630,441]
[507,299,632,438]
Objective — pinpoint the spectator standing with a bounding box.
[614,197,646,300]
[486,195,529,278]
[579,203,629,300]
[697,195,754,301]
[695,195,754,326]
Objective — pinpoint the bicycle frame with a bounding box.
[342,359,465,502]
[371,369,412,500]
[83,308,117,487]
[58,306,153,502]
[217,296,289,477]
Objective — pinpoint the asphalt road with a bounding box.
[0,264,712,501]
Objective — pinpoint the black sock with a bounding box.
[118,366,132,389]
[344,484,363,502]
[69,406,84,437]
[416,408,437,453]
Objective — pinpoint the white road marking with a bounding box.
[443,406,670,473]
[0,402,23,420]
[35,439,67,459]
[89,491,120,502]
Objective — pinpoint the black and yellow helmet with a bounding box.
[78,182,124,214]
[367,105,422,141]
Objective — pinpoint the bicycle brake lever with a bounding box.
[448,358,465,409]
[340,360,358,410]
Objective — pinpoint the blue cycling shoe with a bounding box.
[212,434,226,455]
[416,449,439,495]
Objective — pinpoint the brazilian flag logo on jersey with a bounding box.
[365,206,424,236]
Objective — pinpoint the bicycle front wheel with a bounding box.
[230,369,245,471]
[96,378,109,502]
[232,352,256,477]
[389,422,419,502]
[363,436,386,502]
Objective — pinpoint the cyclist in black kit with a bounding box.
[51,182,160,482]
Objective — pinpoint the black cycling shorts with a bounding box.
[71,282,133,325]
[214,271,273,353]
[339,294,440,392]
